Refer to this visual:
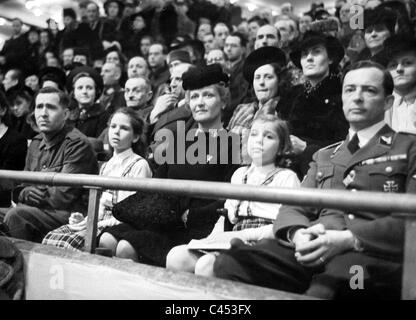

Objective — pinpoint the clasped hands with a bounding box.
[21,186,48,206]
[292,224,355,268]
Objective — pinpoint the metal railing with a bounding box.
[0,169,415,299]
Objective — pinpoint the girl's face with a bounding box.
[106,51,121,64]
[253,64,279,103]
[247,120,280,166]
[11,96,31,118]
[40,32,49,45]
[108,112,138,153]
[74,76,96,107]
[189,85,223,126]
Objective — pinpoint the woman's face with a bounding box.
[253,64,279,103]
[25,75,39,92]
[74,76,96,107]
[40,31,49,45]
[108,112,138,153]
[189,85,223,126]
[133,16,145,31]
[107,2,119,18]
[247,120,280,166]
[364,24,390,51]
[300,45,331,81]
[11,96,31,118]
[106,51,121,65]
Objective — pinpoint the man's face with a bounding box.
[214,24,230,49]
[299,15,312,34]
[74,54,88,66]
[206,49,226,69]
[86,3,99,23]
[148,44,165,68]
[275,20,290,45]
[133,16,145,31]
[124,78,151,108]
[107,2,120,18]
[364,24,391,51]
[62,48,74,66]
[12,20,22,35]
[197,23,212,41]
[203,34,218,53]
[140,38,152,56]
[101,63,119,86]
[224,36,244,62]
[254,25,279,49]
[342,67,393,131]
[169,64,189,99]
[387,52,416,94]
[63,16,74,27]
[35,92,68,134]
[3,71,17,91]
[25,75,40,92]
[248,21,260,41]
[128,57,149,78]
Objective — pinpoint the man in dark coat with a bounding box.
[213,61,416,299]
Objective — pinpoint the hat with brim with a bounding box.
[66,66,103,95]
[182,64,229,90]
[364,7,397,35]
[39,67,67,90]
[6,85,35,102]
[376,34,416,67]
[290,31,344,69]
[243,47,287,84]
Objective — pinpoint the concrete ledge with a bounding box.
[10,238,315,300]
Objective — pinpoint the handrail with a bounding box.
[1,169,416,300]
[1,170,416,213]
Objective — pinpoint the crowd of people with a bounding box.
[1,0,416,299]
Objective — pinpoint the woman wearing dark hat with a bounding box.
[67,66,110,141]
[7,85,38,140]
[98,64,239,266]
[38,66,67,91]
[287,31,348,177]
[381,34,416,134]
[227,46,293,164]
[356,7,397,62]
[0,89,27,209]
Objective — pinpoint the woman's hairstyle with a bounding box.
[72,72,101,100]
[251,113,293,168]
[108,107,147,156]
[254,62,292,101]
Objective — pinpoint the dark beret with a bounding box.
[63,8,77,20]
[66,66,103,94]
[6,85,34,102]
[167,49,191,65]
[38,67,67,90]
[290,31,344,69]
[376,34,416,67]
[182,64,229,90]
[364,7,397,35]
[243,47,287,83]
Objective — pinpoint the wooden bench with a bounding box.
[11,238,314,300]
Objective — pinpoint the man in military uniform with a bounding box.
[212,61,416,299]
[4,87,98,242]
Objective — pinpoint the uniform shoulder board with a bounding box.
[319,141,343,151]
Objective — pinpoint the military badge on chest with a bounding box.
[383,180,399,193]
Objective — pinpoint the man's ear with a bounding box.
[63,108,70,121]
[146,90,153,103]
[384,94,395,112]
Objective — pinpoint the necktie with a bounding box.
[348,134,360,154]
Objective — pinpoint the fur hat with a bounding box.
[63,7,77,20]
[290,31,344,69]
[243,47,287,83]
[182,64,229,90]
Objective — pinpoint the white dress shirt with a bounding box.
[385,90,416,134]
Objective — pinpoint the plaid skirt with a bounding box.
[233,216,273,231]
[42,224,106,251]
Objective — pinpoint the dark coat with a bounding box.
[288,74,349,177]
[275,125,416,261]
[0,128,27,207]
[75,103,110,138]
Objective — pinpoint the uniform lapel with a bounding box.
[330,139,351,167]
[345,125,395,172]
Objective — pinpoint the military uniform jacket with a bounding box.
[274,125,416,261]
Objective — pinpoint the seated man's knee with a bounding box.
[166,245,195,272]
[116,240,138,261]
[195,254,216,277]
[99,232,118,255]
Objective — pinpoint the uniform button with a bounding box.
[42,165,47,169]
[348,214,355,220]
[317,172,323,178]
[385,166,393,173]
[351,188,357,192]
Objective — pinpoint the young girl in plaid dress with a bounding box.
[42,108,152,251]
[166,113,300,274]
